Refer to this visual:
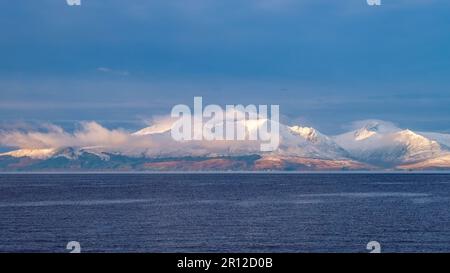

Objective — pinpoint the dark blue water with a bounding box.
[0,174,449,253]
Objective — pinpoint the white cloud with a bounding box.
[0,119,264,158]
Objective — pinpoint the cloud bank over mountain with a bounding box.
[1,117,450,171]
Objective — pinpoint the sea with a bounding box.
[0,173,449,253]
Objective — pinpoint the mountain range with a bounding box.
[1,120,450,171]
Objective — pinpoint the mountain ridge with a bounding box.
[1,120,450,171]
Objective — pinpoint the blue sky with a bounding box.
[1,0,450,134]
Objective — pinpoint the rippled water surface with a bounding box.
[0,174,449,252]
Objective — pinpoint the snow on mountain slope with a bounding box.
[132,118,348,159]
[333,120,399,147]
[289,126,319,142]
[3,118,450,170]
[393,130,443,163]
[133,123,172,136]
[280,125,348,159]
[0,147,110,161]
[334,121,447,166]
[398,154,450,170]
[53,147,111,161]
[419,132,450,148]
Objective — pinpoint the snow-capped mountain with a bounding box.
[278,125,349,159]
[398,154,450,170]
[333,120,448,167]
[133,121,173,136]
[2,119,450,171]
[333,121,449,167]
[131,118,349,160]
[418,132,450,149]
[0,147,110,161]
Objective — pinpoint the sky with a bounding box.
[1,0,450,134]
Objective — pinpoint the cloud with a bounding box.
[347,119,400,132]
[0,122,129,150]
[96,67,129,76]
[0,119,264,158]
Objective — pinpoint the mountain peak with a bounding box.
[2,119,450,171]
[354,120,399,132]
[354,128,377,141]
[133,124,172,136]
[362,121,382,132]
[395,129,434,142]
[398,129,421,136]
[288,126,319,142]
